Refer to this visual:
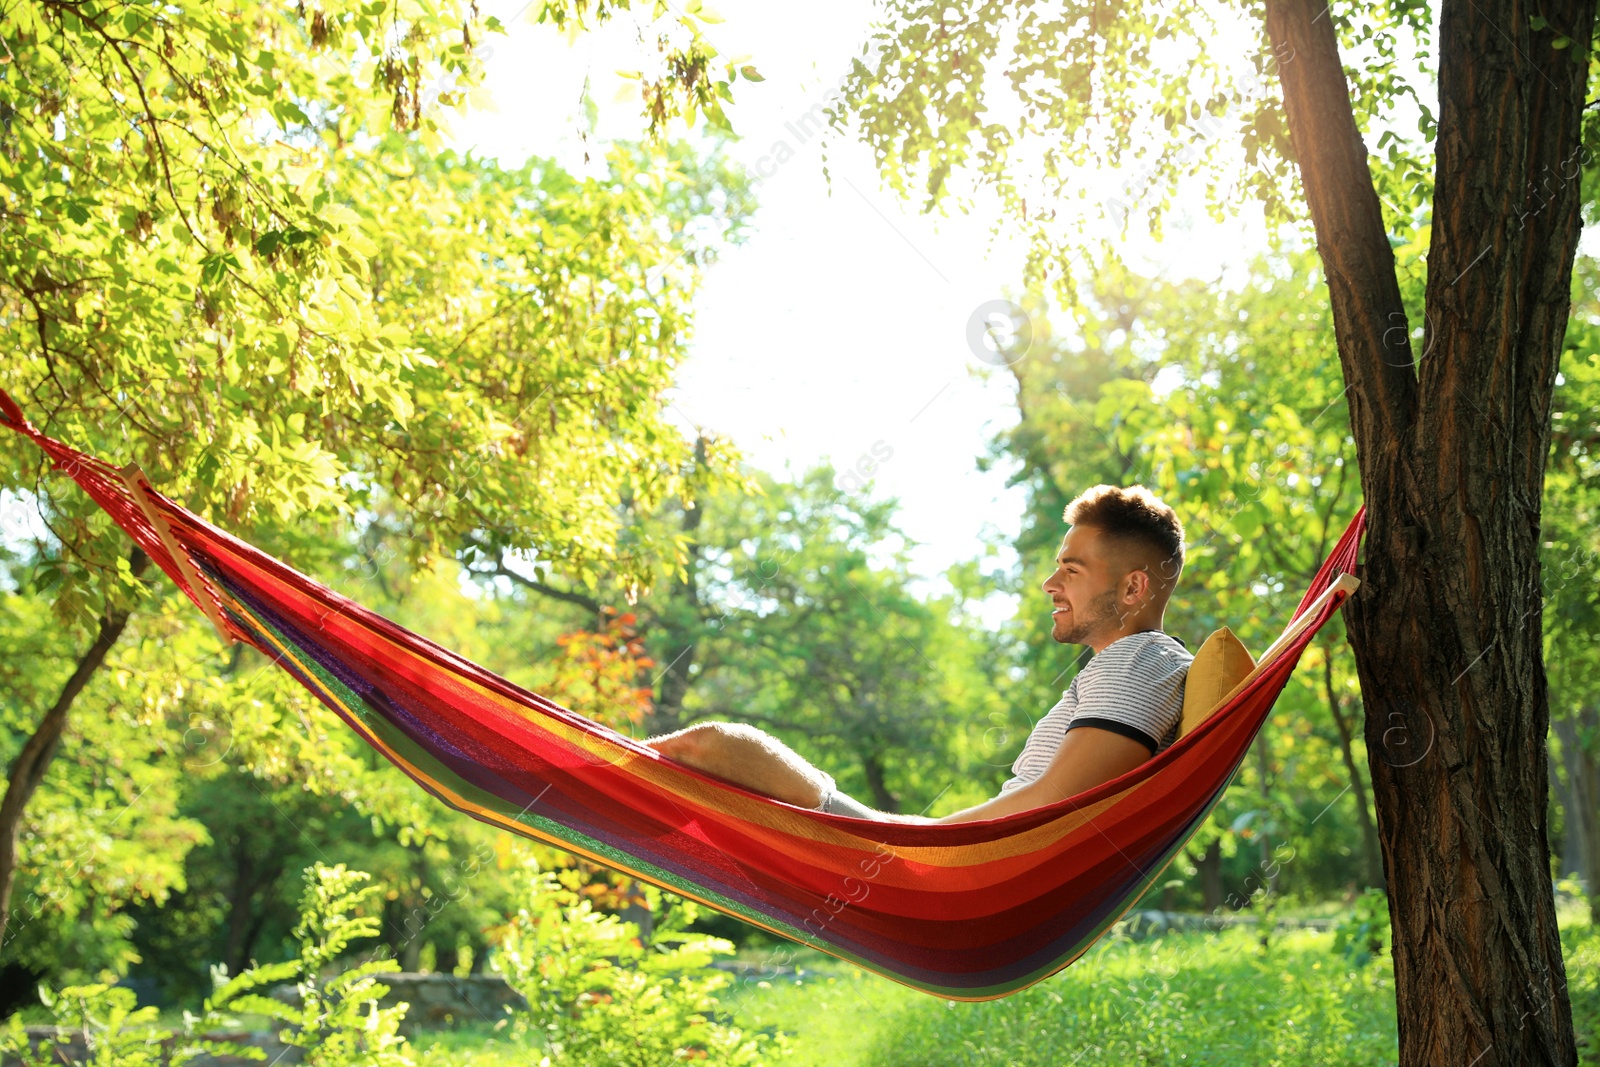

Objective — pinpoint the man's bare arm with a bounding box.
[860,726,1153,824]
[645,721,1153,825]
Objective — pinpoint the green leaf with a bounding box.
[199,252,239,287]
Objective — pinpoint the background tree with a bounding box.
[0,0,753,976]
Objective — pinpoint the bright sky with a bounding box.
[445,0,1274,599]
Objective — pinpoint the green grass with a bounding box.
[717,926,1408,1067]
[128,899,1600,1067]
[1566,907,1600,1067]
[396,904,1593,1067]
[410,1022,529,1067]
[716,956,921,1067]
[842,927,1400,1067]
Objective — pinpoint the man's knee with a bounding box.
[645,722,830,807]
[647,722,758,763]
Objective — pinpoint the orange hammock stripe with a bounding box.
[0,388,1365,1000]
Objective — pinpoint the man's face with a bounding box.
[1040,524,1126,645]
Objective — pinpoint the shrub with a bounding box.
[202,862,415,1066]
[0,862,412,1066]
[489,865,781,1066]
[1331,887,1391,969]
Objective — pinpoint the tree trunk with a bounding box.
[0,549,148,949]
[1265,1,1589,1063]
[1321,636,1384,890]
[861,752,899,813]
[1194,840,1224,912]
[223,839,282,977]
[1551,708,1600,925]
[224,846,259,977]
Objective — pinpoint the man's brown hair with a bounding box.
[1063,485,1185,585]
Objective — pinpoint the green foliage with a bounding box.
[0,982,178,1067]
[0,0,754,994]
[826,0,1452,313]
[1546,260,1600,708]
[0,863,416,1065]
[535,0,765,134]
[1566,911,1600,1066]
[972,251,1373,903]
[1,0,754,634]
[627,463,1011,815]
[1332,888,1392,969]
[203,863,414,1067]
[0,584,214,985]
[489,864,779,1066]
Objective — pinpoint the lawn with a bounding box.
[713,900,1600,1067]
[722,926,1398,1067]
[126,898,1600,1067]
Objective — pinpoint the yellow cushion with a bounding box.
[1178,627,1256,738]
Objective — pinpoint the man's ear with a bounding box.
[1119,567,1152,607]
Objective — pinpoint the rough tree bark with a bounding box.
[0,548,150,949]
[1264,1,1590,1063]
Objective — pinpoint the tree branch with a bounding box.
[0,547,150,947]
[1263,1,1418,453]
[488,559,603,619]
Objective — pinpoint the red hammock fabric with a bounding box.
[0,389,1365,1000]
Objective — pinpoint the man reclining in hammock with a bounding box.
[646,484,1193,823]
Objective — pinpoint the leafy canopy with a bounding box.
[0,0,753,632]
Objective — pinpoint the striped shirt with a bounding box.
[998,631,1192,795]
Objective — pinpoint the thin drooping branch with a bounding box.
[0,547,150,948]
[489,558,603,620]
[1320,634,1383,890]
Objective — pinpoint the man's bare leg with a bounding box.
[645,723,836,808]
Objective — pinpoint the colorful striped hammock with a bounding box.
[0,390,1365,1000]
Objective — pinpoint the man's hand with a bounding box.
[935,726,1152,823]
